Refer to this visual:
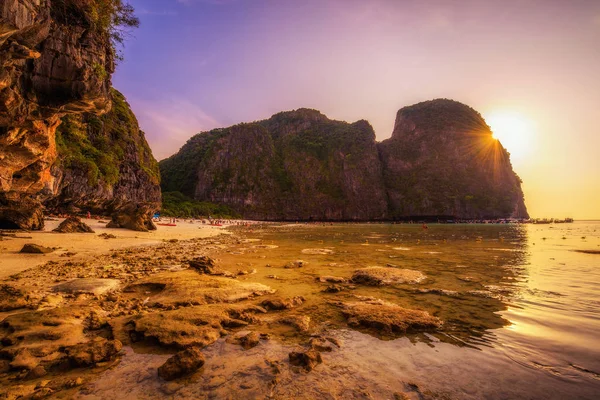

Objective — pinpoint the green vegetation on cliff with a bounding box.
[55,89,159,187]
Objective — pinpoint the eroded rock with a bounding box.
[53,217,94,233]
[65,338,122,367]
[288,349,322,371]
[336,300,442,334]
[261,296,305,311]
[20,244,54,254]
[124,271,273,307]
[238,332,260,350]
[351,267,426,286]
[280,315,311,332]
[158,347,205,381]
[127,304,265,349]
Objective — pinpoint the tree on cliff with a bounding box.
[51,0,139,61]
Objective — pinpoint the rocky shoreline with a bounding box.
[0,225,445,399]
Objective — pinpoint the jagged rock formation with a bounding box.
[160,109,388,220]
[379,99,528,219]
[0,0,113,229]
[160,100,528,220]
[45,89,161,231]
[0,1,159,230]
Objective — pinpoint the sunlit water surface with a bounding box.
[82,221,600,399]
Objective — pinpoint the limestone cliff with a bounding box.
[45,89,161,230]
[160,109,388,220]
[378,99,528,219]
[160,101,528,221]
[0,0,112,229]
[0,1,158,230]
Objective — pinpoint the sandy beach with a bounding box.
[0,218,226,279]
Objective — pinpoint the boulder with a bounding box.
[288,349,322,371]
[351,267,426,285]
[261,296,305,310]
[19,244,54,254]
[238,332,260,350]
[188,256,217,274]
[65,338,122,367]
[107,204,157,232]
[158,347,205,381]
[53,217,94,233]
[336,300,442,334]
[0,199,45,230]
[280,315,311,332]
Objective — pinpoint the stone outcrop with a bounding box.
[160,101,528,221]
[0,0,113,229]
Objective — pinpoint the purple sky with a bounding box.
[113,0,600,218]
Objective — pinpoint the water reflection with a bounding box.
[82,222,600,399]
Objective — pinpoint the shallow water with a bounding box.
[83,221,600,399]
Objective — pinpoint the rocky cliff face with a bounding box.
[0,1,159,230]
[379,99,528,219]
[160,109,388,220]
[0,0,113,229]
[161,101,528,221]
[45,89,161,230]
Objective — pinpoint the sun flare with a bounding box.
[484,110,535,162]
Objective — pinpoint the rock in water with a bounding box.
[20,244,54,254]
[53,217,94,233]
[378,99,528,219]
[158,348,205,381]
[66,338,123,367]
[238,332,261,350]
[336,300,442,334]
[288,349,322,371]
[351,267,426,285]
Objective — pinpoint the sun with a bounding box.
[484,110,535,162]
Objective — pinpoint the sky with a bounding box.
[113,0,600,219]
